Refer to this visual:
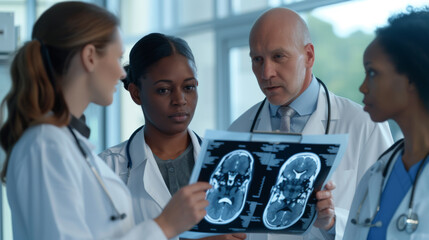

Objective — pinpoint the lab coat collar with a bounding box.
[366,144,402,216]
[253,100,274,132]
[69,115,90,138]
[302,85,339,135]
[127,126,171,208]
[130,126,202,209]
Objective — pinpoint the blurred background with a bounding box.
[0,0,427,238]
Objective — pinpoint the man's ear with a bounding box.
[81,44,97,72]
[128,83,142,105]
[304,43,315,68]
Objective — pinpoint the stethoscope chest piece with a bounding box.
[397,210,419,233]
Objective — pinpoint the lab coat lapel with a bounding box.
[129,127,171,209]
[188,129,201,163]
[366,161,384,218]
[143,147,171,208]
[254,100,274,132]
[302,86,339,135]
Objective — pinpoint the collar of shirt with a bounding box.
[269,75,320,118]
[69,114,91,139]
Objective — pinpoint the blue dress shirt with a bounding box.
[269,76,320,133]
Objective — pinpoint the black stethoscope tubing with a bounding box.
[126,125,144,169]
[125,125,202,169]
[383,140,428,224]
[67,126,126,221]
[250,77,331,134]
[351,138,429,233]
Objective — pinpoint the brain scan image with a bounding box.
[205,149,254,224]
[263,152,321,230]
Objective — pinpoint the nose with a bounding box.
[359,77,368,94]
[261,60,276,81]
[120,66,127,80]
[171,89,187,106]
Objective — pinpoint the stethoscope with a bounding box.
[67,126,127,221]
[126,125,144,169]
[250,77,331,134]
[39,39,126,221]
[351,139,429,234]
[125,126,202,169]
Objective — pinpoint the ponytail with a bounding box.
[0,1,119,183]
[0,40,69,182]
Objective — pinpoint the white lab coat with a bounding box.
[6,124,166,240]
[99,126,201,240]
[344,142,429,240]
[228,85,393,240]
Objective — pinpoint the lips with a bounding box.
[362,100,372,111]
[264,86,282,93]
[168,112,189,122]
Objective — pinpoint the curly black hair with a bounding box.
[375,6,429,110]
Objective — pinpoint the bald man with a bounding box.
[229,8,393,240]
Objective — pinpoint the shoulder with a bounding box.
[99,141,128,159]
[13,124,72,157]
[229,100,265,131]
[7,124,83,182]
[99,140,128,170]
[330,93,366,116]
[331,93,378,127]
[329,92,392,147]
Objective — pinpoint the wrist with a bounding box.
[324,215,336,230]
[155,215,175,239]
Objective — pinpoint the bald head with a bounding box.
[248,7,315,106]
[250,8,311,48]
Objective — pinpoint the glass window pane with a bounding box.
[309,0,427,140]
[216,0,228,18]
[179,0,214,25]
[229,46,265,122]
[36,0,70,18]
[119,43,145,141]
[84,103,105,153]
[2,186,12,240]
[182,31,216,134]
[0,3,26,44]
[119,86,144,141]
[120,0,154,36]
[232,0,268,15]
[282,0,305,4]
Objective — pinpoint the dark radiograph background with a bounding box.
[189,140,339,234]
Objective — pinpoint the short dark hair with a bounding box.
[376,6,429,110]
[122,33,196,90]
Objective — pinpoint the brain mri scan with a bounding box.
[263,152,321,230]
[205,149,254,224]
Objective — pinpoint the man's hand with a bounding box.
[314,181,336,230]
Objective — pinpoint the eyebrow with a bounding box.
[153,77,197,85]
[363,61,372,67]
[249,48,288,57]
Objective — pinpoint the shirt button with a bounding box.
[169,167,174,172]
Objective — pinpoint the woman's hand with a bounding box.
[155,182,212,239]
[313,181,336,230]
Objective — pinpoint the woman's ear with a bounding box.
[81,44,97,72]
[128,83,142,105]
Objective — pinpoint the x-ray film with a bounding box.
[180,130,347,239]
